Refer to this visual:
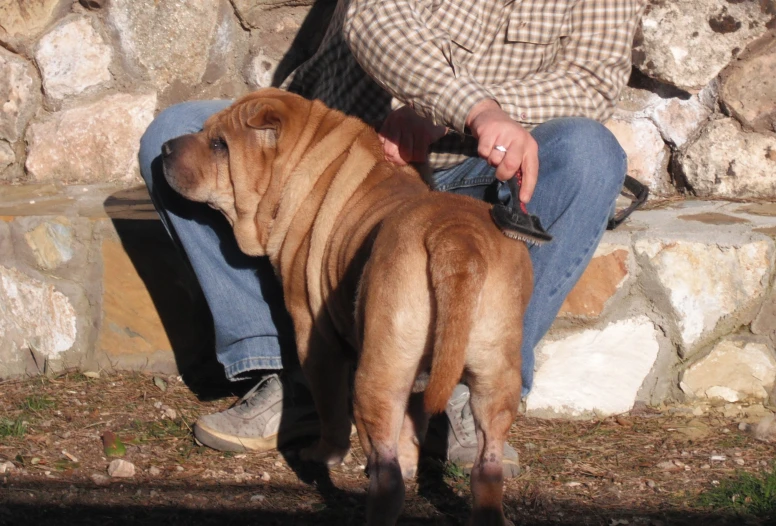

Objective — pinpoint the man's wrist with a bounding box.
[465,99,501,129]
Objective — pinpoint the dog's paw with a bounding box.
[300,439,350,467]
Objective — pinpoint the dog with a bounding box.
[162,88,532,526]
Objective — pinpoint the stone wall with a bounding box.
[1,0,775,417]
[0,0,774,193]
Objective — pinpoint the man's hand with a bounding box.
[378,105,447,166]
[466,99,538,205]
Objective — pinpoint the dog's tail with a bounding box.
[423,227,487,414]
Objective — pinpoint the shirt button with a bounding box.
[521,112,527,119]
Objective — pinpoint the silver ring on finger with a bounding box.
[494,145,507,153]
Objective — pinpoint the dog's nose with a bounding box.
[162,141,173,158]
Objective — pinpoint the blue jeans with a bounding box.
[138,101,626,396]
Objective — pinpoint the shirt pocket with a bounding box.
[506,0,569,45]
[429,0,484,53]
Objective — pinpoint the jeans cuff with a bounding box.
[218,336,285,381]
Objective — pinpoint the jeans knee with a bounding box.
[536,117,627,198]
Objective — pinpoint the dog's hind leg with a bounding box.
[467,370,521,526]
[397,392,428,479]
[354,344,421,525]
[299,333,352,466]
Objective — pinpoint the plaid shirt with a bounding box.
[284,0,644,169]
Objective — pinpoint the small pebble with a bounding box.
[701,464,710,469]
[91,473,111,486]
[261,471,270,482]
[710,455,726,462]
[0,461,15,474]
[150,490,159,498]
[107,459,136,478]
[734,458,745,466]
[645,479,656,489]
[175,465,184,472]
[250,494,266,502]
[148,466,161,476]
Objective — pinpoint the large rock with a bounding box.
[526,316,661,418]
[634,0,773,90]
[720,35,776,134]
[0,48,40,143]
[681,339,776,403]
[636,238,773,352]
[0,142,14,173]
[107,0,221,89]
[232,0,314,28]
[25,92,157,184]
[35,17,113,101]
[680,119,776,199]
[0,265,77,362]
[606,115,672,195]
[752,289,776,337]
[0,0,67,48]
[617,83,714,148]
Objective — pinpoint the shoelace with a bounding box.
[232,374,280,410]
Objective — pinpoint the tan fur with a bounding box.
[162,88,533,526]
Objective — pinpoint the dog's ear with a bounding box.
[246,105,279,148]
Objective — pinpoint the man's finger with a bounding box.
[383,137,406,166]
[487,144,507,168]
[494,147,522,182]
[477,134,497,160]
[520,148,539,204]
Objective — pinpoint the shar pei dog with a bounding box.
[162,88,532,526]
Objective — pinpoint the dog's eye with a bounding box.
[210,137,227,151]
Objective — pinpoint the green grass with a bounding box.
[0,417,26,438]
[699,465,776,517]
[128,418,191,441]
[18,394,55,412]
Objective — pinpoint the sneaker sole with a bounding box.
[194,421,321,453]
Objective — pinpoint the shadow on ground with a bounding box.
[0,478,755,526]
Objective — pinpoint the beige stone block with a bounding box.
[0,0,66,46]
[25,92,156,184]
[107,0,220,89]
[721,36,776,134]
[680,119,776,199]
[633,0,772,90]
[681,339,776,403]
[560,247,629,318]
[636,238,773,349]
[35,17,113,101]
[23,218,74,270]
[0,48,40,143]
[96,239,173,361]
[606,116,672,196]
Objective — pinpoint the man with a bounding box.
[139,0,644,474]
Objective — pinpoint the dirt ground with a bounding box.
[1,371,774,525]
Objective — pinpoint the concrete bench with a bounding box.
[1,184,774,418]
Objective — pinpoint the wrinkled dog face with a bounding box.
[161,91,287,256]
